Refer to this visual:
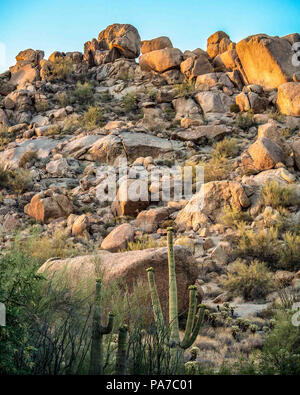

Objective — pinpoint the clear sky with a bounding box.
[0,0,299,72]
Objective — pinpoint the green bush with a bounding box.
[0,166,32,194]
[72,82,94,104]
[121,92,138,112]
[82,106,104,130]
[222,259,275,300]
[236,110,255,130]
[212,138,239,159]
[175,80,195,96]
[260,180,297,209]
[46,57,73,81]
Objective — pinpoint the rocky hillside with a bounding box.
[1,23,300,370]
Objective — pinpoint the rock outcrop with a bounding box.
[236,34,298,89]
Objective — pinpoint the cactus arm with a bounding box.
[167,227,180,345]
[146,267,165,330]
[180,285,197,348]
[115,325,128,375]
[101,312,115,334]
[89,278,114,375]
[180,305,206,350]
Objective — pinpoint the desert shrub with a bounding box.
[163,107,176,121]
[46,57,73,81]
[236,224,279,264]
[97,91,112,102]
[230,103,240,113]
[212,138,239,159]
[278,232,300,271]
[146,88,158,101]
[198,156,234,182]
[260,180,297,208]
[175,80,195,96]
[258,311,300,375]
[220,205,251,227]
[62,114,81,133]
[0,166,32,194]
[35,100,49,112]
[236,110,255,130]
[121,235,157,251]
[222,259,275,300]
[19,228,80,265]
[121,92,138,112]
[55,92,69,107]
[44,125,64,136]
[269,110,285,123]
[0,125,14,150]
[72,82,94,104]
[18,151,37,168]
[280,127,294,139]
[81,106,104,130]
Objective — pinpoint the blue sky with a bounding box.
[0,0,299,72]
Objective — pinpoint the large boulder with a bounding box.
[84,23,141,66]
[38,246,198,316]
[236,34,298,89]
[174,125,231,143]
[247,138,285,171]
[24,190,73,223]
[136,207,170,233]
[194,91,235,113]
[139,48,183,73]
[9,49,44,88]
[176,181,250,230]
[101,223,135,252]
[180,54,213,79]
[277,82,300,116]
[141,36,173,54]
[87,132,184,164]
[207,31,233,59]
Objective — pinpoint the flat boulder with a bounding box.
[139,48,183,73]
[101,223,135,252]
[277,82,300,116]
[194,91,234,113]
[0,137,61,169]
[176,181,250,230]
[141,36,173,54]
[174,125,231,143]
[236,34,298,89]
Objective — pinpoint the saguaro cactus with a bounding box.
[89,278,115,375]
[146,227,205,371]
[115,325,128,375]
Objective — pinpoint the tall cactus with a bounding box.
[146,227,205,372]
[115,325,128,375]
[89,278,115,375]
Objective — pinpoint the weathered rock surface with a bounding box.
[248,138,285,171]
[277,82,300,116]
[176,181,250,230]
[236,34,298,89]
[101,223,135,251]
[139,48,183,73]
[38,246,198,315]
[141,36,173,54]
[25,191,73,223]
[207,31,233,59]
[136,207,170,233]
